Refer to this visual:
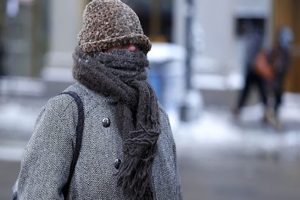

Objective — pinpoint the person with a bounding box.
[16,0,182,199]
[267,26,293,129]
[232,23,268,119]
[0,28,4,76]
[0,27,5,104]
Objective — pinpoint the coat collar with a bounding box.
[74,82,119,105]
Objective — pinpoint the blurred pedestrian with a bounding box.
[15,0,182,199]
[0,28,4,76]
[0,27,5,103]
[267,26,293,129]
[232,24,268,119]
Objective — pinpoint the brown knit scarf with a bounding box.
[72,46,160,200]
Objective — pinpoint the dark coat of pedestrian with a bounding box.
[232,25,268,117]
[266,26,293,128]
[0,28,4,76]
[16,0,182,199]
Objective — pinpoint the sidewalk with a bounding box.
[175,93,300,200]
[176,93,300,160]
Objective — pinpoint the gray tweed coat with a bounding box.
[17,83,182,200]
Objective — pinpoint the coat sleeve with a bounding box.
[166,116,183,200]
[17,95,78,199]
[158,105,183,200]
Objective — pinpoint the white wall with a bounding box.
[195,0,236,63]
[172,0,187,46]
[43,0,86,81]
[236,0,271,18]
[45,0,83,68]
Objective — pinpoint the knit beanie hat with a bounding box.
[78,0,151,54]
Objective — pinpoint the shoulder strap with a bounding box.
[11,91,84,200]
[60,91,84,198]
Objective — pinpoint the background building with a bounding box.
[0,0,299,93]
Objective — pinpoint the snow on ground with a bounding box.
[0,102,40,133]
[173,94,300,161]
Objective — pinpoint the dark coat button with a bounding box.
[114,159,121,169]
[102,117,110,127]
[103,92,110,97]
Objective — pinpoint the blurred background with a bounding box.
[0,0,300,199]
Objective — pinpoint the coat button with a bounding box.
[102,117,110,127]
[103,92,110,97]
[114,159,121,169]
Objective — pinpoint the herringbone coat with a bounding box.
[17,83,182,200]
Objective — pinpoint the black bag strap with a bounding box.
[60,91,84,198]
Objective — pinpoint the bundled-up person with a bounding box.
[267,26,293,129]
[16,0,182,199]
[232,23,268,118]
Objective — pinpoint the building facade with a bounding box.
[1,0,300,92]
